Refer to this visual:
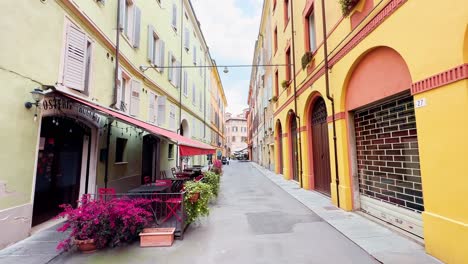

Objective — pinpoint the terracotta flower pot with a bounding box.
[75,238,97,253]
[189,192,200,203]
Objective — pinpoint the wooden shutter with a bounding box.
[130,80,140,117]
[133,6,141,48]
[63,23,87,91]
[148,92,156,123]
[193,46,196,64]
[147,25,154,63]
[118,0,125,29]
[183,70,188,96]
[192,83,196,104]
[175,61,181,87]
[157,96,166,126]
[159,40,165,72]
[169,105,176,130]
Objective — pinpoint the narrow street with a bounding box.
[52,161,378,264]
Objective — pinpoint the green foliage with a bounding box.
[202,171,221,197]
[281,80,289,89]
[301,52,313,69]
[339,0,359,16]
[183,180,213,224]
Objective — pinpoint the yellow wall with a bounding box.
[270,0,468,262]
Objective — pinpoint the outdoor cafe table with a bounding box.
[127,184,171,194]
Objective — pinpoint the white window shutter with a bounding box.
[130,80,140,117]
[169,105,176,130]
[63,23,87,91]
[148,92,156,123]
[192,83,196,104]
[157,96,166,126]
[175,61,181,87]
[133,6,141,48]
[118,0,125,29]
[147,25,154,63]
[159,40,165,72]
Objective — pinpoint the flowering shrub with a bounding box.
[202,171,221,197]
[184,181,213,224]
[56,195,153,251]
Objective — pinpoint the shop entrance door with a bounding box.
[33,117,88,226]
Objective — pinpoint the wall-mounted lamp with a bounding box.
[223,67,229,74]
[25,88,45,121]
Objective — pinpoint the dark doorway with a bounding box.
[290,113,299,182]
[33,116,89,226]
[311,98,332,195]
[277,121,283,174]
[141,135,161,183]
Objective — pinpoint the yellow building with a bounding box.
[0,0,225,248]
[209,61,228,159]
[251,0,468,262]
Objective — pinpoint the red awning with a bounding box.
[60,92,215,156]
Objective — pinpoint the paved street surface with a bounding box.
[50,160,378,264]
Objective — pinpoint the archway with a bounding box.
[310,97,332,195]
[288,111,299,181]
[345,46,423,237]
[275,120,283,174]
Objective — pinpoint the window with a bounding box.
[192,83,196,105]
[169,104,176,130]
[62,21,93,93]
[199,91,203,111]
[147,26,165,71]
[148,92,157,123]
[273,27,278,54]
[284,0,290,26]
[117,69,131,112]
[232,136,236,142]
[168,144,174,159]
[184,27,190,50]
[307,10,317,52]
[120,0,140,48]
[285,47,291,82]
[193,45,197,64]
[168,52,180,87]
[171,3,177,31]
[274,70,279,96]
[157,96,166,126]
[115,138,127,163]
[183,70,188,96]
[273,0,277,11]
[129,80,140,117]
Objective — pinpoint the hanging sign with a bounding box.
[42,96,103,126]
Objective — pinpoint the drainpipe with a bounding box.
[290,0,304,188]
[321,0,340,208]
[111,0,122,109]
[104,119,113,188]
[176,0,184,168]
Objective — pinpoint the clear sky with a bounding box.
[191,0,262,116]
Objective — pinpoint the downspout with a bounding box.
[321,0,340,208]
[290,0,304,188]
[104,120,113,188]
[176,0,184,167]
[111,0,122,109]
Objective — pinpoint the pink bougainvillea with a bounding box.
[56,195,154,251]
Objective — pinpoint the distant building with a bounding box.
[225,112,248,157]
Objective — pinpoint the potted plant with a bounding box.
[301,51,314,69]
[281,80,289,89]
[184,180,213,224]
[202,171,221,197]
[270,95,278,102]
[211,159,223,175]
[339,0,360,16]
[56,195,153,252]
